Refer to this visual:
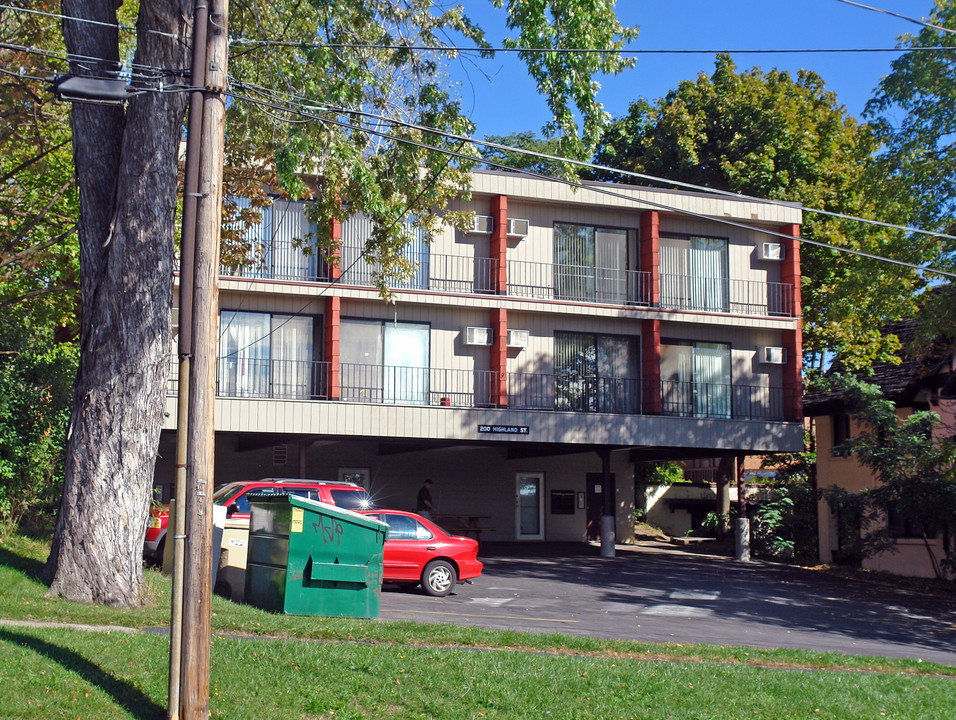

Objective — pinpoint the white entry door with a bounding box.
[515,473,545,539]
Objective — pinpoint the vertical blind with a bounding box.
[660,236,728,312]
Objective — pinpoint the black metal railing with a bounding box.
[167,358,796,421]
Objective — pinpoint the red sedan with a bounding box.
[359,509,482,596]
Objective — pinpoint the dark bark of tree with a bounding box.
[43,1,190,606]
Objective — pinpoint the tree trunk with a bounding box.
[43,1,190,606]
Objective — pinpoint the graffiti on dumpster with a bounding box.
[312,515,344,545]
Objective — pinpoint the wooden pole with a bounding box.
[179,2,228,717]
[169,2,209,716]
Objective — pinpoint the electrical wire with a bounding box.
[229,83,956,280]
[5,3,954,57]
[230,39,953,55]
[0,3,183,42]
[233,77,956,246]
[834,0,956,36]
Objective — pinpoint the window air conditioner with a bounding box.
[464,326,493,346]
[469,214,493,234]
[760,346,788,365]
[506,329,529,349]
[507,218,530,237]
[758,242,785,261]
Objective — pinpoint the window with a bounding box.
[218,311,317,399]
[555,332,639,413]
[554,223,634,303]
[660,235,729,312]
[340,319,430,404]
[660,341,731,418]
[378,513,433,540]
[225,197,320,281]
[340,213,429,289]
[831,414,851,453]
[887,503,936,539]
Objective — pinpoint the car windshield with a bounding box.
[330,489,375,510]
[212,483,242,505]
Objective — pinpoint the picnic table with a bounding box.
[433,513,494,542]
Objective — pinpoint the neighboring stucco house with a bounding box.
[155,170,805,545]
[804,319,956,578]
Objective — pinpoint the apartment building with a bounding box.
[154,170,804,544]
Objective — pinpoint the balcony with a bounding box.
[506,260,652,306]
[168,358,796,422]
[219,246,793,318]
[659,274,793,317]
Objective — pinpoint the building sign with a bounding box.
[478,424,529,435]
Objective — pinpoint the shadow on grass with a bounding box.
[0,547,46,581]
[0,629,165,720]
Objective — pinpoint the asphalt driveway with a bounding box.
[377,541,956,666]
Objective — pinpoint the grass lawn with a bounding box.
[2,533,953,719]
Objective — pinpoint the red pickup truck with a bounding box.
[144,478,375,564]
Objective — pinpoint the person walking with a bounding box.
[416,479,436,519]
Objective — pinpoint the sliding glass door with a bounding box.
[660,235,728,312]
[554,223,630,303]
[218,311,314,399]
[341,319,430,404]
[660,341,731,418]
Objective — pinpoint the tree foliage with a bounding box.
[592,54,939,371]
[865,0,956,234]
[0,1,80,335]
[823,375,956,578]
[0,2,80,539]
[751,443,818,562]
[480,131,569,175]
[0,315,78,536]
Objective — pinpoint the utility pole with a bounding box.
[168,0,209,716]
[172,1,229,719]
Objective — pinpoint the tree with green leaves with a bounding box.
[865,1,956,363]
[37,0,636,606]
[865,0,956,234]
[823,375,955,579]
[592,54,939,372]
[479,131,569,175]
[0,2,80,538]
[0,1,79,334]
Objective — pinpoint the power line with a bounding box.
[233,77,956,246]
[0,3,183,42]
[8,30,953,253]
[834,0,956,36]
[229,84,956,280]
[230,39,953,55]
[6,3,953,59]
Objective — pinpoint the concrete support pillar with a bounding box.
[735,518,751,562]
[599,447,615,558]
[735,457,750,562]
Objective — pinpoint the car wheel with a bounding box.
[421,560,456,597]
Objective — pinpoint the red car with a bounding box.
[144,479,375,564]
[359,509,483,597]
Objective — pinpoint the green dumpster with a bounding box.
[244,493,388,618]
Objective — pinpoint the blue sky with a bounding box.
[448,0,930,140]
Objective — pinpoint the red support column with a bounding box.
[640,210,660,305]
[642,318,661,414]
[328,218,342,281]
[779,224,803,421]
[490,195,508,294]
[325,296,340,400]
[491,308,508,407]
